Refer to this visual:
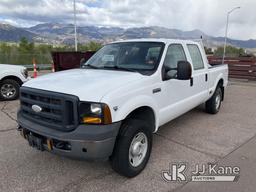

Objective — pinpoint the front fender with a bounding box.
[111,95,159,132]
[0,71,26,82]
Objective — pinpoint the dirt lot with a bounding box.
[0,81,256,192]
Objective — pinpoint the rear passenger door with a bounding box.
[186,44,209,103]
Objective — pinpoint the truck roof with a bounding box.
[111,38,200,45]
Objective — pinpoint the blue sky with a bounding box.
[0,0,255,40]
[86,0,102,8]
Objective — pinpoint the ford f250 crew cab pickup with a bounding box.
[0,64,29,100]
[17,39,228,177]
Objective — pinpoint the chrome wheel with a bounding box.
[1,84,16,99]
[215,93,221,110]
[129,132,148,167]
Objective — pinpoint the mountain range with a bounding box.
[0,22,256,49]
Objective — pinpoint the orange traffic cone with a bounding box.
[33,58,37,78]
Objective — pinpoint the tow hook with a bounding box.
[17,125,22,131]
[17,125,27,139]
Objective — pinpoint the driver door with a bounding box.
[158,43,194,126]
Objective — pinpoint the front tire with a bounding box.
[0,79,20,101]
[110,119,152,177]
[205,86,222,114]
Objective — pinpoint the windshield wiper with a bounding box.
[83,64,139,73]
[102,65,139,73]
[83,64,100,69]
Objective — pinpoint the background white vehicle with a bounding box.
[0,64,29,100]
[17,39,228,177]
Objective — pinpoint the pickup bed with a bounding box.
[17,39,228,177]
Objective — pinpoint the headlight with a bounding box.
[21,68,28,78]
[79,102,112,125]
[90,103,102,114]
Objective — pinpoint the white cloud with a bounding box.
[0,0,255,40]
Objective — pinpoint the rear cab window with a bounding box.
[187,44,205,70]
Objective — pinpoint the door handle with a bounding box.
[190,78,193,86]
[205,74,208,82]
[153,88,161,94]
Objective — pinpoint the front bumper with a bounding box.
[17,112,121,160]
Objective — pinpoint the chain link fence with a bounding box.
[0,53,52,65]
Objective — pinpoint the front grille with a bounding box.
[20,87,79,131]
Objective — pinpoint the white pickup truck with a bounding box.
[17,39,228,177]
[0,64,29,100]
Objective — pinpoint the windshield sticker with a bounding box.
[102,55,115,62]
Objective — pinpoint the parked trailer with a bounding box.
[52,51,95,72]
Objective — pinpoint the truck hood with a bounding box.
[23,69,143,101]
[0,64,26,71]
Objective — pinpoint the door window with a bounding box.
[163,44,186,79]
[164,44,186,69]
[187,44,204,70]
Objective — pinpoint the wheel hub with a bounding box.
[129,132,148,167]
[131,142,142,156]
[1,84,16,99]
[215,94,221,109]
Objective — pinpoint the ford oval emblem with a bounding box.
[32,105,42,113]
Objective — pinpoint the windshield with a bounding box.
[82,42,165,75]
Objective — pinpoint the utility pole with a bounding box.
[73,0,78,51]
[222,6,240,64]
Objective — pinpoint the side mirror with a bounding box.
[177,61,192,80]
[80,58,86,68]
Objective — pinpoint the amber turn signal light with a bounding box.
[83,117,102,124]
[103,104,112,124]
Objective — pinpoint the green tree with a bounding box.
[0,42,11,63]
[0,39,102,65]
[78,41,102,51]
[18,37,35,53]
[17,37,36,64]
[214,46,245,57]
[204,46,213,55]
[0,42,19,64]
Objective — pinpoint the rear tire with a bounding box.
[0,79,20,101]
[110,119,152,177]
[205,86,222,114]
